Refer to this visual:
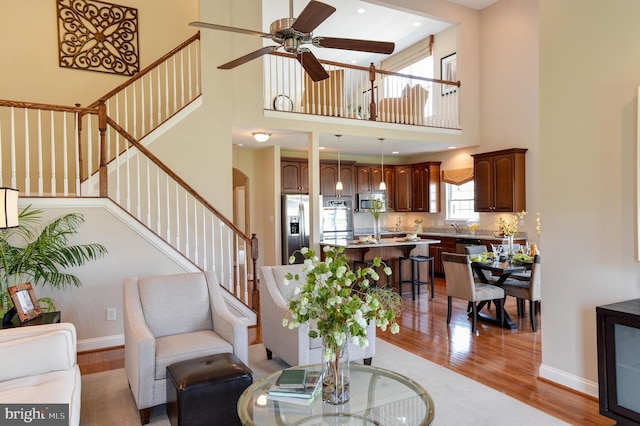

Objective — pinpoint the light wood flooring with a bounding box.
[78,277,614,425]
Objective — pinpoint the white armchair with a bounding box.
[259,264,376,367]
[123,271,248,424]
[0,323,81,426]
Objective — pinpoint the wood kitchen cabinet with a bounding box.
[394,166,413,211]
[281,159,309,193]
[383,167,395,211]
[412,162,441,213]
[356,165,384,193]
[320,161,354,197]
[430,236,456,276]
[472,148,527,212]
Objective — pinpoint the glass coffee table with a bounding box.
[238,364,435,425]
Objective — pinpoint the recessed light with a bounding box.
[448,146,456,149]
[236,143,244,147]
[319,146,326,150]
[412,21,421,27]
[392,151,399,154]
[351,60,357,64]
[356,8,365,13]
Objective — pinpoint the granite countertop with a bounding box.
[320,237,441,249]
[353,229,524,242]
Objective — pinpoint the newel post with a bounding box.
[368,63,377,121]
[98,101,108,197]
[251,233,259,312]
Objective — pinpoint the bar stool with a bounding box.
[398,255,435,300]
[353,259,391,288]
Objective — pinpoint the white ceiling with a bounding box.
[231,0,499,156]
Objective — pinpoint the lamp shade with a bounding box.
[252,132,271,143]
[0,187,19,228]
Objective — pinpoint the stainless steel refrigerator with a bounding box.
[282,194,310,264]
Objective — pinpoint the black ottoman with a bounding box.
[166,353,253,426]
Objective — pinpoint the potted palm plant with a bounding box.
[0,205,107,322]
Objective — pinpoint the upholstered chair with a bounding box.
[123,271,248,424]
[378,84,428,125]
[464,245,488,256]
[259,264,376,367]
[501,255,541,331]
[442,252,505,333]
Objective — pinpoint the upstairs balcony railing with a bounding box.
[264,52,461,130]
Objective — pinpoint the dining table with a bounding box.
[471,259,527,330]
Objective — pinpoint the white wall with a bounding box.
[539,0,640,396]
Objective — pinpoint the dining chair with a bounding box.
[464,245,488,256]
[501,255,541,331]
[441,252,505,333]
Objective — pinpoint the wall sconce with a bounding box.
[252,132,272,143]
[0,187,20,229]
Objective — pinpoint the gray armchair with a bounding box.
[259,264,375,367]
[123,271,248,424]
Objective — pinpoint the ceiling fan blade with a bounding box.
[189,21,272,38]
[314,37,395,54]
[218,46,279,70]
[292,1,336,34]
[296,50,330,82]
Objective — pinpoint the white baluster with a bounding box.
[141,75,146,136]
[74,112,80,196]
[175,184,180,250]
[132,83,137,138]
[136,149,141,219]
[146,159,151,226]
[10,107,16,189]
[37,109,43,195]
[193,197,199,266]
[202,205,208,270]
[180,50,185,108]
[165,174,171,244]
[62,112,69,196]
[165,61,170,118]
[184,191,190,259]
[24,109,30,195]
[156,167,161,234]
[187,46,193,101]
[125,140,131,211]
[195,39,201,96]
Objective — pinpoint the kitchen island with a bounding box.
[319,238,441,294]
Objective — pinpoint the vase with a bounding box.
[321,333,350,405]
[506,235,515,258]
[373,216,381,240]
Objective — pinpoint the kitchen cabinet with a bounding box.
[412,162,441,213]
[281,159,309,193]
[320,162,354,197]
[383,167,395,211]
[430,236,456,276]
[394,166,413,211]
[472,148,527,212]
[394,163,441,213]
[356,165,385,194]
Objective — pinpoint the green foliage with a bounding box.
[0,206,108,311]
[283,246,402,355]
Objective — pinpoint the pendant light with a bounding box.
[379,138,386,191]
[335,135,343,193]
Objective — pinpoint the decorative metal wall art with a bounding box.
[57,0,139,76]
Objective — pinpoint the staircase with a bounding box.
[0,33,259,326]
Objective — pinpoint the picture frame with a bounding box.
[440,53,457,95]
[9,282,42,323]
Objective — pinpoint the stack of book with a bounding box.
[267,368,322,406]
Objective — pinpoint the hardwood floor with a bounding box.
[78,277,613,426]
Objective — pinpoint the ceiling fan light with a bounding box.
[252,132,271,143]
[336,181,343,191]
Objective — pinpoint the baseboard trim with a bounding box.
[78,334,124,352]
[538,363,598,398]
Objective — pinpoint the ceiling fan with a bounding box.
[190,0,395,82]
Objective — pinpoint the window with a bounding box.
[447,181,479,220]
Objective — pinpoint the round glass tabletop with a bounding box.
[238,364,435,425]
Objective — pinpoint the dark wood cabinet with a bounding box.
[384,167,395,211]
[411,162,441,213]
[394,166,413,211]
[320,162,354,197]
[596,299,640,425]
[281,159,309,193]
[472,148,527,212]
[356,165,385,194]
[430,236,456,276]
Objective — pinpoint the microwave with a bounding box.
[358,193,386,212]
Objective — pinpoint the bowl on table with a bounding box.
[358,236,369,243]
[405,233,418,241]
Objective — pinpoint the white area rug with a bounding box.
[80,339,567,425]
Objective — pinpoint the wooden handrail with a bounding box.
[268,51,461,88]
[0,99,97,114]
[105,116,251,243]
[88,32,201,108]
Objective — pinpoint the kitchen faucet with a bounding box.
[451,223,461,234]
[396,216,401,232]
